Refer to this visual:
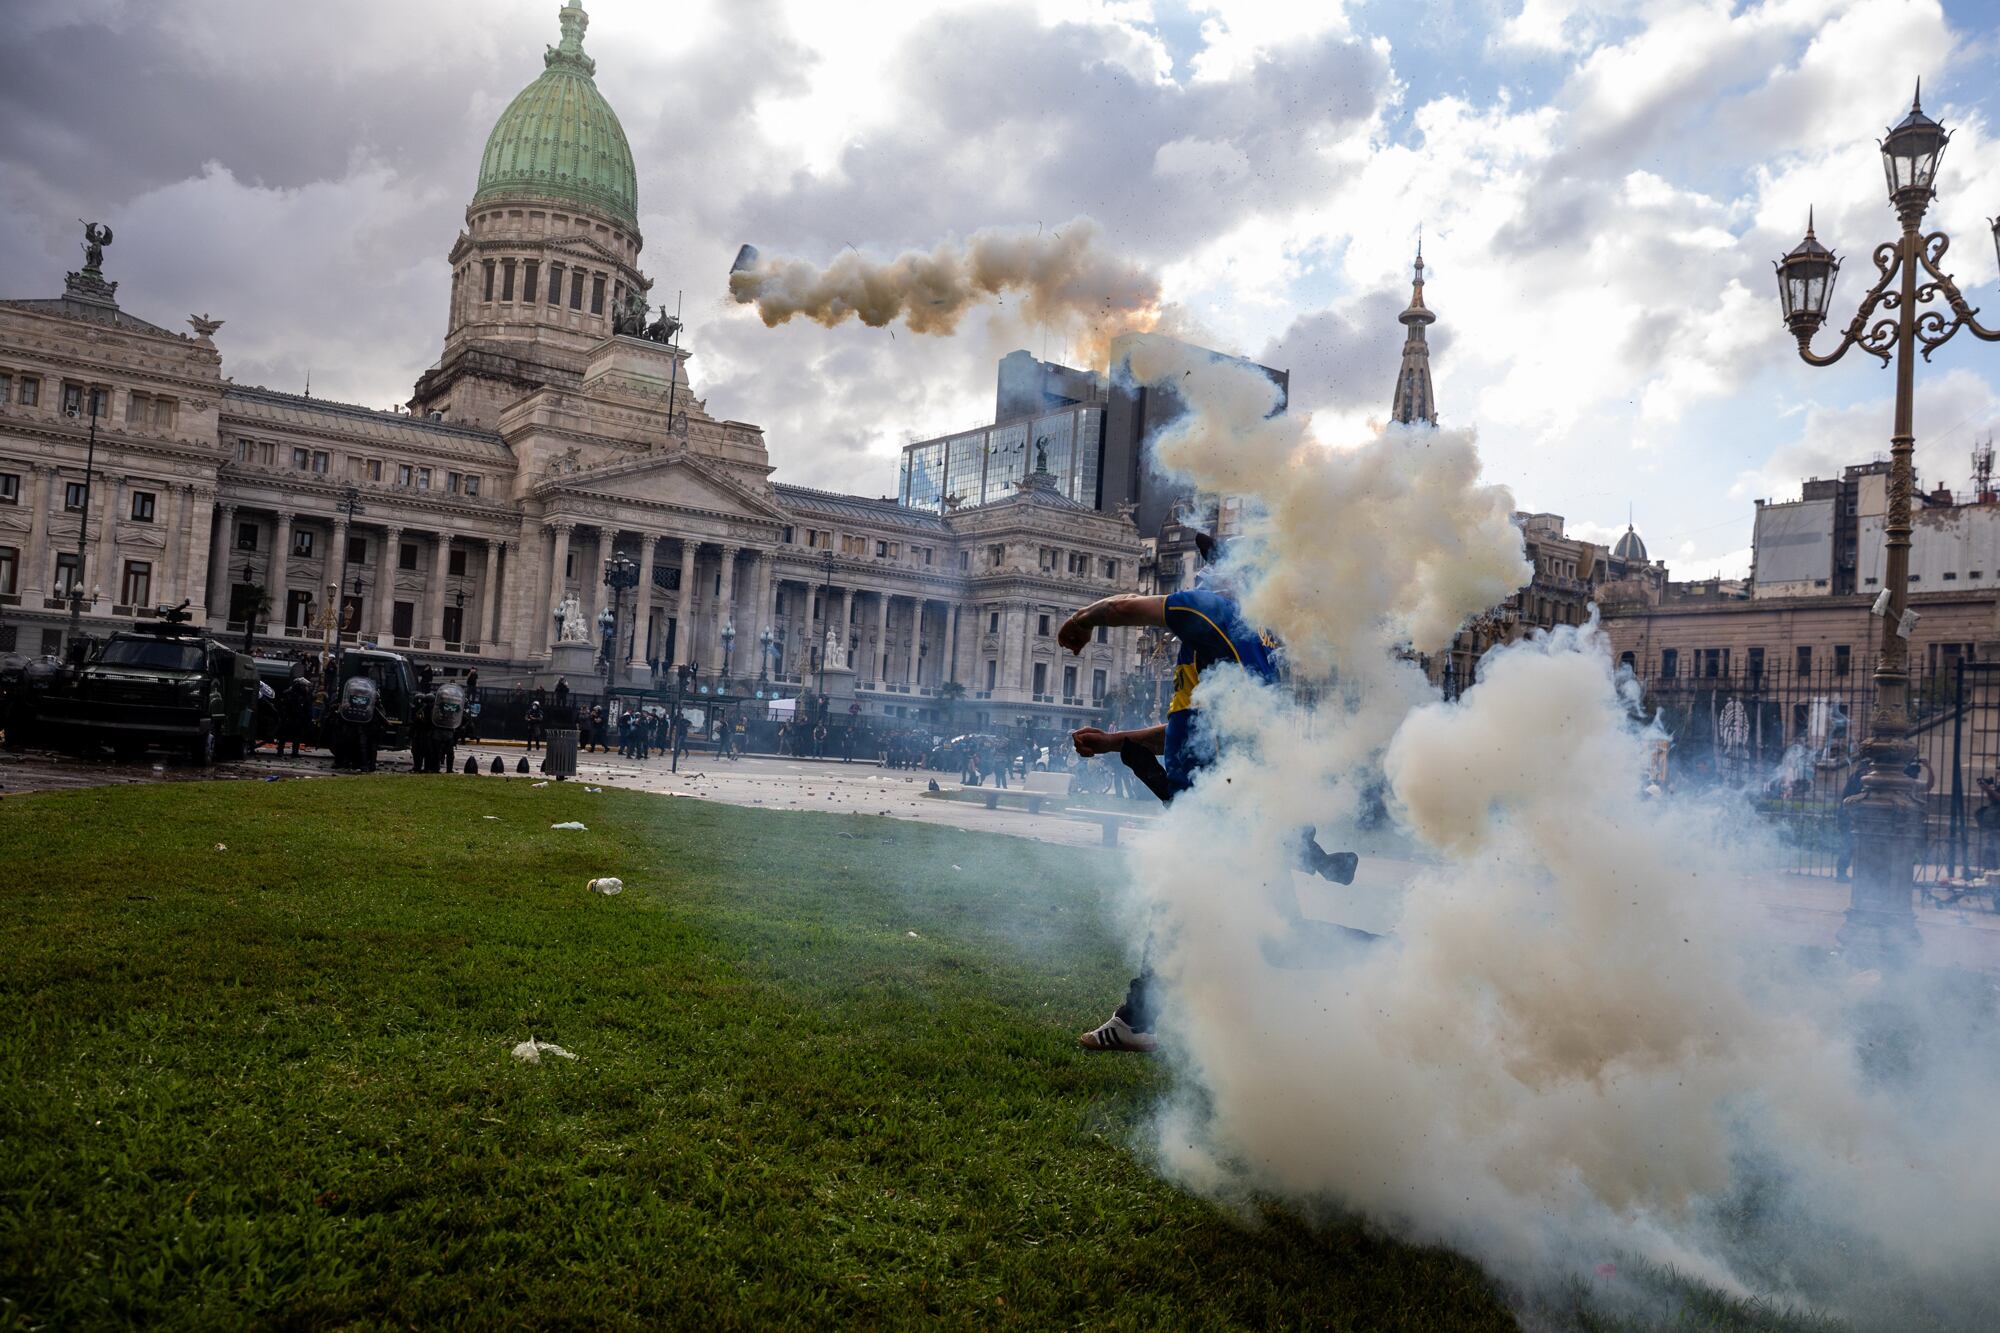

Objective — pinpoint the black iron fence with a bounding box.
[1633,658,2000,883]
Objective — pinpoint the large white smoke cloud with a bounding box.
[727,222,2000,1326]
[1124,348,2000,1328]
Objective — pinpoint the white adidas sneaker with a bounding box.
[1077,1012,1158,1053]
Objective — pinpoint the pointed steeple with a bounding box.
[1390,239,1439,427]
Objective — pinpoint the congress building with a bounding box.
[0,0,1143,733]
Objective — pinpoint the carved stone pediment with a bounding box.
[548,452,788,525]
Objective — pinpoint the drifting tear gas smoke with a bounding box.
[1117,345,2000,1326]
[727,219,1160,363]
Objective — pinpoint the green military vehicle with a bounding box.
[320,647,419,767]
[44,603,259,764]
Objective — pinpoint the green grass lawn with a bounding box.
[0,777,1849,1331]
[0,776,1517,1330]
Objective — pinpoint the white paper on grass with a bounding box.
[551,821,588,831]
[511,1037,576,1065]
[587,877,623,895]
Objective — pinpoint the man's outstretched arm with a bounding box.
[1058,595,1168,654]
[1071,723,1166,757]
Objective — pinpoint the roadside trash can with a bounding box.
[545,727,579,780]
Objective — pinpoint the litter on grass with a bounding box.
[482,815,501,821]
[584,786,602,793]
[213,843,226,851]
[531,780,550,788]
[551,821,588,831]
[588,877,623,895]
[511,1037,576,1065]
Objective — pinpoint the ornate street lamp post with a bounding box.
[759,625,773,684]
[1775,82,2000,963]
[66,392,103,641]
[601,553,640,697]
[720,621,736,681]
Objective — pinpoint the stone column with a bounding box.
[673,539,698,667]
[547,521,573,650]
[268,511,292,630]
[1024,600,1039,697]
[907,599,923,685]
[946,604,961,684]
[628,533,656,667]
[186,491,216,622]
[874,591,890,683]
[715,544,740,671]
[159,484,186,609]
[22,465,48,598]
[429,533,453,643]
[94,475,124,605]
[209,504,236,624]
[376,526,403,639]
[481,539,503,649]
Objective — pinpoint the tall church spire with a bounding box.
[1389,240,1439,427]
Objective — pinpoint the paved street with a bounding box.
[8,744,2000,973]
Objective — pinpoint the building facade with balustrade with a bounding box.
[0,0,1142,734]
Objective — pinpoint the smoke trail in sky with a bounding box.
[727,219,1160,364]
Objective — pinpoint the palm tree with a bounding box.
[935,679,966,736]
[239,582,271,654]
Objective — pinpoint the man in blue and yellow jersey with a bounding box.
[1058,536,1358,1052]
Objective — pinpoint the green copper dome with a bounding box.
[472,1,638,230]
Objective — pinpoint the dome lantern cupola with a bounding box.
[472,0,639,232]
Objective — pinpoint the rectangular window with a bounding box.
[392,601,415,639]
[54,552,81,596]
[590,274,605,314]
[565,551,576,578]
[285,589,314,629]
[124,392,147,424]
[446,471,462,494]
[293,446,311,470]
[61,383,83,416]
[1096,625,1108,644]
[347,535,367,564]
[0,373,11,404]
[501,259,516,302]
[1835,644,1851,676]
[17,377,36,407]
[1101,558,1117,580]
[1033,663,1048,696]
[1092,669,1107,703]
[0,473,18,504]
[417,468,432,490]
[523,261,538,307]
[1037,613,1051,636]
[988,544,1004,567]
[0,546,15,595]
[63,482,88,511]
[397,464,413,487]
[1660,648,1678,679]
[463,474,480,497]
[1063,665,1077,699]
[311,451,330,474]
[448,548,468,577]
[875,541,899,559]
[1702,648,1725,679]
[988,610,999,633]
[985,659,997,691]
[1747,646,1764,681]
[130,491,156,522]
[118,561,150,607]
[958,551,969,570]
[782,525,795,544]
[400,543,419,571]
[570,270,585,310]
[1944,571,1958,581]
[367,458,383,482]
[1796,645,1812,675]
[549,265,564,305]
[292,529,314,558]
[483,260,495,301]
[236,521,258,551]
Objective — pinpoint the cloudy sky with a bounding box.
[5,0,2000,578]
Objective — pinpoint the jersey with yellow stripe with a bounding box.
[1161,589,1279,787]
